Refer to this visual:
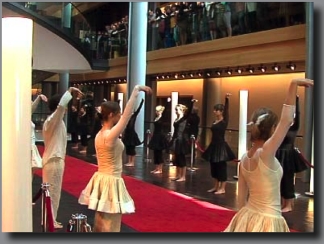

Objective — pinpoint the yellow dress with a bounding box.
[224,150,290,232]
[79,87,142,214]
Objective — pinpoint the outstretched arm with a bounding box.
[262,78,313,160]
[134,98,145,116]
[43,88,83,132]
[109,85,152,139]
[32,94,47,114]
[223,93,230,125]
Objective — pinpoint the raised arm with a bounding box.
[43,88,82,131]
[262,78,313,159]
[32,94,47,114]
[223,94,230,124]
[290,95,300,131]
[109,85,152,139]
[134,98,145,116]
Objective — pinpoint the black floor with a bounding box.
[32,143,314,233]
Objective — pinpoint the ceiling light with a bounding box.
[236,67,242,74]
[258,64,267,73]
[246,66,254,73]
[272,63,281,72]
[286,62,296,71]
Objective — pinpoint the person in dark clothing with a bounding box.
[69,105,79,148]
[87,99,107,157]
[148,99,171,174]
[186,106,200,160]
[169,99,197,181]
[122,98,145,166]
[78,105,89,154]
[276,95,308,212]
[202,93,236,194]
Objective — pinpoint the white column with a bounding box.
[171,92,179,134]
[127,2,148,143]
[2,17,33,232]
[310,125,314,193]
[306,119,314,196]
[117,92,124,114]
[235,90,248,179]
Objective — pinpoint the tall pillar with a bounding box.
[62,2,72,29]
[126,2,148,143]
[59,72,69,126]
[303,2,314,183]
[2,17,33,232]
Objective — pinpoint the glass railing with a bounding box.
[7,2,306,62]
[91,2,306,60]
[8,2,94,65]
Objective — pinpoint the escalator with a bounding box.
[2,2,109,72]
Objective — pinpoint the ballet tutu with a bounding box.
[148,133,169,151]
[201,141,236,163]
[276,146,309,173]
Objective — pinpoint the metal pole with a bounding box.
[41,183,50,232]
[144,129,152,162]
[166,132,173,166]
[188,135,197,172]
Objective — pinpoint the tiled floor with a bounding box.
[62,143,314,233]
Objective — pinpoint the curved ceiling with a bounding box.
[2,6,93,74]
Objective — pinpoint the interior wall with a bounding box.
[157,78,204,118]
[115,73,306,141]
[215,72,306,135]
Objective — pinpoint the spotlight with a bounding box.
[258,64,267,73]
[156,75,160,79]
[181,74,185,78]
[166,75,170,79]
[161,75,165,79]
[226,68,232,75]
[206,72,211,77]
[272,63,281,72]
[190,73,194,78]
[198,72,202,77]
[236,67,242,74]
[175,74,178,79]
[216,70,222,76]
[246,66,254,74]
[123,79,127,82]
[106,81,109,83]
[286,62,296,71]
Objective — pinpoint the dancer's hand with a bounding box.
[69,87,84,98]
[226,93,232,98]
[136,85,153,95]
[292,78,314,87]
[39,94,48,102]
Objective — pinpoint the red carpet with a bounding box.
[35,146,297,232]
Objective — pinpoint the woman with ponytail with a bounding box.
[224,78,313,232]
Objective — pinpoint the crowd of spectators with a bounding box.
[78,2,305,59]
